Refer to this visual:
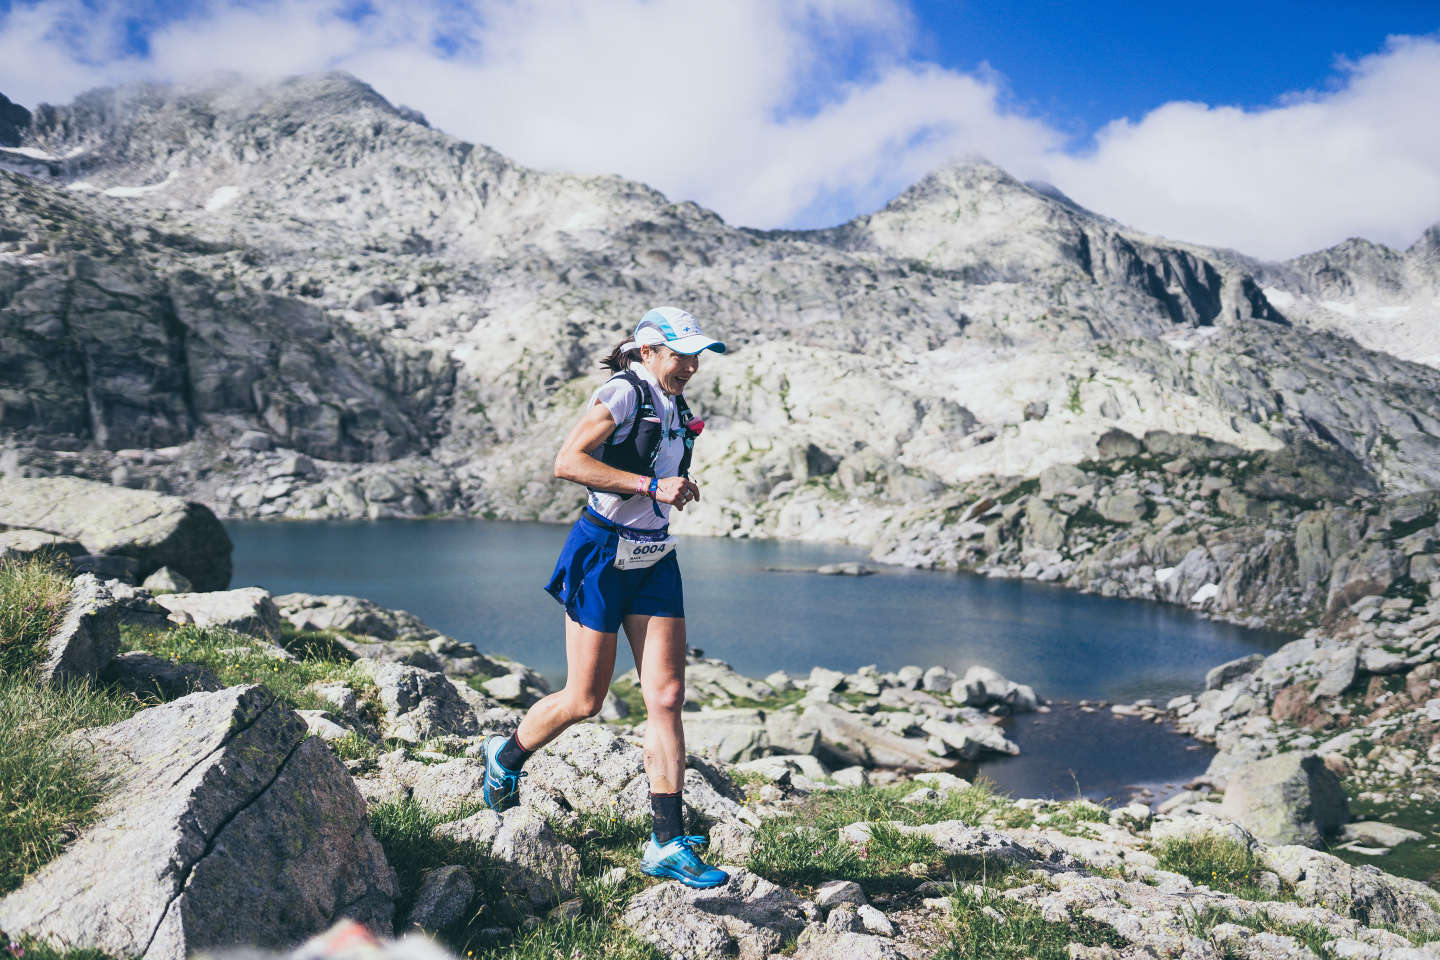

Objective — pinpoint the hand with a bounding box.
[654,476,701,510]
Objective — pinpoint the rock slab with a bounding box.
[0,685,396,959]
[0,477,232,591]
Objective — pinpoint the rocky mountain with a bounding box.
[1,72,1439,628]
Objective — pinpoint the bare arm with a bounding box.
[554,401,700,508]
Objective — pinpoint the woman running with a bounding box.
[480,306,729,889]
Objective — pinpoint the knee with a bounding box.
[644,678,686,715]
[562,687,606,720]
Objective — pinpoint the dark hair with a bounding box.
[600,338,643,372]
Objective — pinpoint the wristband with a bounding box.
[635,477,649,497]
[647,477,659,501]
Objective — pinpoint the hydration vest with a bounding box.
[593,369,695,499]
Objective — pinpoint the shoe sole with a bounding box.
[639,863,728,889]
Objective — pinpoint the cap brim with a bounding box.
[666,335,726,356]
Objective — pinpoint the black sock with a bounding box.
[651,791,684,844]
[496,733,532,771]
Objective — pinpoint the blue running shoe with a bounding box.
[639,833,729,889]
[481,734,526,812]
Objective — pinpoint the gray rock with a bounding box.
[674,709,771,763]
[0,476,232,590]
[432,809,504,857]
[403,866,473,932]
[490,808,581,906]
[39,573,121,683]
[102,650,223,700]
[361,661,512,742]
[921,665,956,691]
[621,868,813,960]
[1219,751,1349,847]
[0,528,85,561]
[275,593,486,674]
[814,879,867,909]
[409,759,489,814]
[1311,649,1360,701]
[1262,845,1440,932]
[142,566,193,593]
[796,703,953,771]
[0,686,395,958]
[297,710,352,740]
[1341,821,1425,847]
[826,906,864,932]
[919,717,1020,758]
[1096,491,1148,524]
[1205,653,1264,691]
[154,587,283,641]
[833,766,871,787]
[794,929,908,960]
[1097,429,1143,459]
[856,904,895,937]
[598,689,629,721]
[481,673,524,702]
[808,666,848,692]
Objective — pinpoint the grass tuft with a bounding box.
[118,623,380,716]
[1154,833,1275,900]
[937,886,1127,959]
[0,555,72,676]
[747,780,1030,894]
[0,677,140,894]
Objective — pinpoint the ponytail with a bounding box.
[600,337,642,372]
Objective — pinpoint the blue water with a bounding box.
[229,518,1291,801]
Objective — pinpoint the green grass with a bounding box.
[606,676,649,724]
[0,557,144,895]
[747,781,1031,894]
[0,555,72,676]
[1153,833,1278,901]
[118,623,381,717]
[0,676,141,895]
[935,886,1128,959]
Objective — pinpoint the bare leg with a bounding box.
[624,614,687,793]
[515,614,617,751]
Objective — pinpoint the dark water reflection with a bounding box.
[230,518,1280,800]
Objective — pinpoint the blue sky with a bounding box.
[909,1,1439,144]
[0,0,1437,258]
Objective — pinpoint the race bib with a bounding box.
[613,534,676,571]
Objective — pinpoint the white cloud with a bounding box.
[1044,35,1440,260]
[0,0,1437,259]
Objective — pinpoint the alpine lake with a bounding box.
[230,517,1294,804]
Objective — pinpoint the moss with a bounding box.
[997,478,1040,505]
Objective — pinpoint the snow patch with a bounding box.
[1370,305,1411,319]
[1319,300,1359,318]
[102,171,177,198]
[1261,287,1295,309]
[204,185,241,211]
[1190,583,1219,605]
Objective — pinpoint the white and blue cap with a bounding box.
[622,306,727,356]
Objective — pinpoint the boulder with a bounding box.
[39,573,121,682]
[796,703,953,771]
[1096,429,1143,459]
[1262,845,1440,932]
[686,657,776,701]
[918,717,1020,758]
[1205,653,1264,691]
[0,528,85,561]
[794,929,908,960]
[489,808,582,906]
[154,587,283,641]
[0,476,232,590]
[360,661,515,743]
[813,879,867,909]
[142,566,193,593]
[671,709,771,763]
[402,866,472,932]
[102,650,223,700]
[0,686,395,958]
[1219,752,1349,848]
[621,868,815,960]
[274,593,486,675]
[1095,492,1148,524]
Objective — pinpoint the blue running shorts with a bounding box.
[544,510,685,634]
